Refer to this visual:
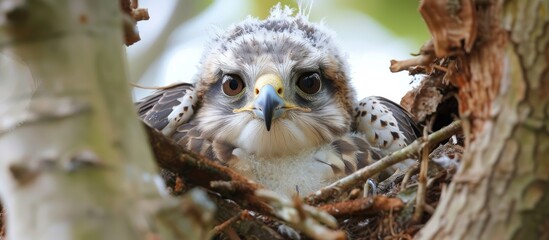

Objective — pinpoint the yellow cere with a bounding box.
[254,73,284,97]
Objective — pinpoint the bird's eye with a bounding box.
[222,74,245,96]
[296,72,321,94]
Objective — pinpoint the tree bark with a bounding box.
[418,0,549,239]
[0,1,170,239]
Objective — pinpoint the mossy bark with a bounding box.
[0,1,166,239]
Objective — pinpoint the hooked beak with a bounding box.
[233,74,310,131]
[254,84,284,131]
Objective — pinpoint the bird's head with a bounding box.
[193,5,356,158]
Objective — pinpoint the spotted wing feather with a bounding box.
[135,83,198,136]
[374,96,421,143]
[353,96,421,155]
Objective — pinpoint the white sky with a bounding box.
[128,0,419,102]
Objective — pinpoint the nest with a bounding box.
[148,50,465,239]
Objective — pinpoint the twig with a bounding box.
[414,117,435,223]
[390,54,435,73]
[423,203,435,215]
[400,163,419,189]
[389,208,397,237]
[221,227,240,240]
[317,196,403,218]
[427,177,436,188]
[210,210,245,236]
[413,134,430,223]
[255,189,345,240]
[306,120,462,205]
[120,0,149,46]
[433,65,449,72]
[390,41,436,73]
[209,193,283,239]
[377,164,417,193]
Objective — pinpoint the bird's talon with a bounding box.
[363,179,377,198]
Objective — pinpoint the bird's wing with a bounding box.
[170,122,237,165]
[135,83,198,136]
[328,134,382,175]
[353,96,421,155]
[324,133,412,181]
[135,83,238,165]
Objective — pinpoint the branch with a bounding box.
[390,40,436,73]
[413,134,430,222]
[317,196,404,218]
[143,123,271,213]
[306,120,462,205]
[390,54,435,73]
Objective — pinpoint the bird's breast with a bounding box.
[230,117,328,158]
[227,144,342,197]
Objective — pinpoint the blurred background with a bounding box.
[128,0,429,102]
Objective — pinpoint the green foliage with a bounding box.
[346,0,429,45]
[246,0,429,46]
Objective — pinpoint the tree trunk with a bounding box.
[0,1,167,239]
[418,0,549,239]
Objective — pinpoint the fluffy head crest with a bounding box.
[196,4,355,114]
[268,3,295,19]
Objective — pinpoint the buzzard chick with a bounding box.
[137,5,420,197]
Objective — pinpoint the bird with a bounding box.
[136,5,420,197]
